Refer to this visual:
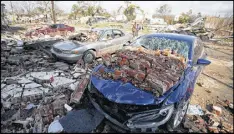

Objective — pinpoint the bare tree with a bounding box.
[154,4,172,18]
[19,1,36,17]
[8,1,26,22]
[37,1,50,21]
[124,1,132,8]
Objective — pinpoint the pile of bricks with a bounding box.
[93,47,186,97]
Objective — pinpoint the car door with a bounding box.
[106,29,126,53]
[49,24,58,36]
[187,39,205,96]
[97,30,113,55]
[57,24,67,36]
[192,39,206,78]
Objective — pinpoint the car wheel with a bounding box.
[166,98,189,132]
[52,53,58,61]
[83,50,95,64]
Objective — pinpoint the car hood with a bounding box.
[35,26,47,30]
[53,41,81,50]
[90,64,182,105]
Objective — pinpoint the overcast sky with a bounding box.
[2,1,233,17]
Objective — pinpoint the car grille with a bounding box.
[89,82,162,123]
[53,47,62,53]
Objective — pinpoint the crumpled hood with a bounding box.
[91,65,175,105]
[53,41,80,50]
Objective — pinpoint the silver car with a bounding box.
[51,28,133,63]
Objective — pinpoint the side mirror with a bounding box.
[197,58,211,65]
[123,41,131,46]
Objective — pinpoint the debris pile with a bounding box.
[184,103,233,133]
[1,37,89,133]
[92,47,186,96]
[68,30,99,42]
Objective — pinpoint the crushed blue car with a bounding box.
[56,33,210,133]
[86,33,211,132]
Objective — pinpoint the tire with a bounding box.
[166,98,189,132]
[52,53,58,61]
[83,50,95,64]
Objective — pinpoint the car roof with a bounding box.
[143,33,197,47]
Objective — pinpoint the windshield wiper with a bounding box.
[141,45,148,49]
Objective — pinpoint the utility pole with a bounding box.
[10,1,14,23]
[51,1,56,24]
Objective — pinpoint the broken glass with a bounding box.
[133,37,190,59]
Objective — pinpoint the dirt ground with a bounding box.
[190,41,233,124]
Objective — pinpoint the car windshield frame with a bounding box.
[92,29,105,40]
[131,35,191,60]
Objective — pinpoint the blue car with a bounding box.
[87,33,211,132]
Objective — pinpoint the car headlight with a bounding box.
[126,104,174,129]
[127,104,174,123]
[159,104,174,116]
[72,50,79,54]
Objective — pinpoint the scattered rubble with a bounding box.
[92,46,186,96]
[1,26,233,133]
[1,37,88,133]
[187,104,204,116]
[212,105,222,116]
[68,30,99,42]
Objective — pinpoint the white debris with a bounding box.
[25,103,37,110]
[1,85,21,98]
[23,88,43,96]
[187,104,204,115]
[1,84,6,89]
[73,73,82,78]
[64,104,73,111]
[45,77,75,89]
[48,120,64,133]
[73,67,86,73]
[1,93,10,100]
[2,101,11,109]
[39,87,50,93]
[18,77,33,84]
[229,103,233,109]
[2,84,18,92]
[69,81,79,91]
[30,71,59,81]
[24,83,42,89]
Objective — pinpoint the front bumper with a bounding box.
[88,87,175,132]
[51,48,83,63]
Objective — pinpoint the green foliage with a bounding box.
[123,4,141,21]
[178,13,190,24]
[70,3,110,19]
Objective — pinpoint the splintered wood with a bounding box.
[92,46,187,97]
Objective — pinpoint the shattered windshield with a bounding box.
[132,36,190,59]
